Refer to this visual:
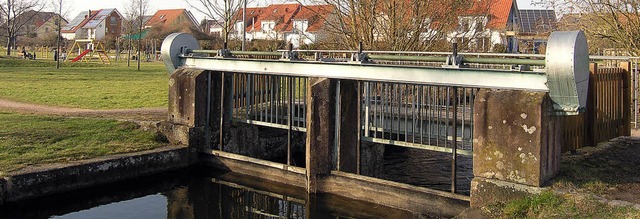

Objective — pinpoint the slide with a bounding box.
[71,49,91,62]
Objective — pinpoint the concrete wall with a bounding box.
[1,146,192,203]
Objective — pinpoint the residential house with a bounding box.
[16,10,68,42]
[203,19,224,37]
[518,9,557,53]
[285,5,334,48]
[62,9,123,40]
[232,3,333,48]
[447,0,520,52]
[232,7,264,41]
[144,9,200,38]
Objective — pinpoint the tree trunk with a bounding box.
[6,36,12,56]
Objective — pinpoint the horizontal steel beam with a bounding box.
[182,56,548,91]
[368,54,546,66]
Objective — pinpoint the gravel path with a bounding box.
[0,99,167,121]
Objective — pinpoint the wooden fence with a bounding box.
[562,62,631,152]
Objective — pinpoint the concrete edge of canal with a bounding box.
[0,145,195,204]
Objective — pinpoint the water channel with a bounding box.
[0,166,448,219]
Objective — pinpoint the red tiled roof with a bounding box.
[468,0,514,29]
[488,0,515,28]
[145,9,196,29]
[236,3,332,33]
[256,4,300,32]
[295,5,334,32]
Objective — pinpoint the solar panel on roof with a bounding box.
[519,10,557,34]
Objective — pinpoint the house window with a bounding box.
[475,19,484,32]
[110,16,117,25]
[293,20,308,33]
[160,15,165,19]
[262,21,275,32]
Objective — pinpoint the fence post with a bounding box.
[620,61,632,136]
[586,63,598,146]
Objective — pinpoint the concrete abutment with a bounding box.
[471,89,561,206]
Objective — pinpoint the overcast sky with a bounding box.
[58,0,545,22]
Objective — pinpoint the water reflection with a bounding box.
[0,167,433,219]
[382,146,473,195]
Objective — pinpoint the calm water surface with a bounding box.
[0,167,439,219]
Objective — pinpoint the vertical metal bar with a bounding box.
[206,72,212,149]
[405,84,409,142]
[632,59,639,129]
[335,80,341,170]
[381,83,386,139]
[427,86,432,145]
[387,83,391,139]
[373,82,378,138]
[446,87,450,148]
[364,82,370,137]
[276,76,280,124]
[471,88,475,150]
[245,74,249,120]
[357,81,362,175]
[419,85,424,144]
[462,88,467,150]
[412,85,416,144]
[219,72,226,151]
[259,75,263,122]
[451,87,458,194]
[395,84,400,140]
[288,76,293,166]
[436,87,440,146]
[270,76,274,124]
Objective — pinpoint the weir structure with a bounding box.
[159,31,589,215]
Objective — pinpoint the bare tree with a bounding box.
[0,0,46,55]
[536,0,640,56]
[302,0,483,51]
[184,0,249,47]
[51,0,70,68]
[124,0,150,70]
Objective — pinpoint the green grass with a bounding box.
[488,191,640,218]
[0,57,169,109]
[0,112,168,175]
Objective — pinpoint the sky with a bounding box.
[59,0,546,22]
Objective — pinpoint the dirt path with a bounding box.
[0,99,167,121]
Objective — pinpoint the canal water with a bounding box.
[382,146,473,195]
[0,167,440,219]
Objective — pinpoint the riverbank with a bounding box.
[0,145,191,204]
[461,136,640,218]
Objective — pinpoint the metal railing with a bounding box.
[360,82,477,156]
[230,73,307,132]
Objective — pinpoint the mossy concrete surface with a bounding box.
[472,89,562,207]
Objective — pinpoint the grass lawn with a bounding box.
[0,56,169,109]
[488,191,640,218]
[0,112,167,175]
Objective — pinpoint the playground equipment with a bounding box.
[68,39,110,64]
[37,46,49,59]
